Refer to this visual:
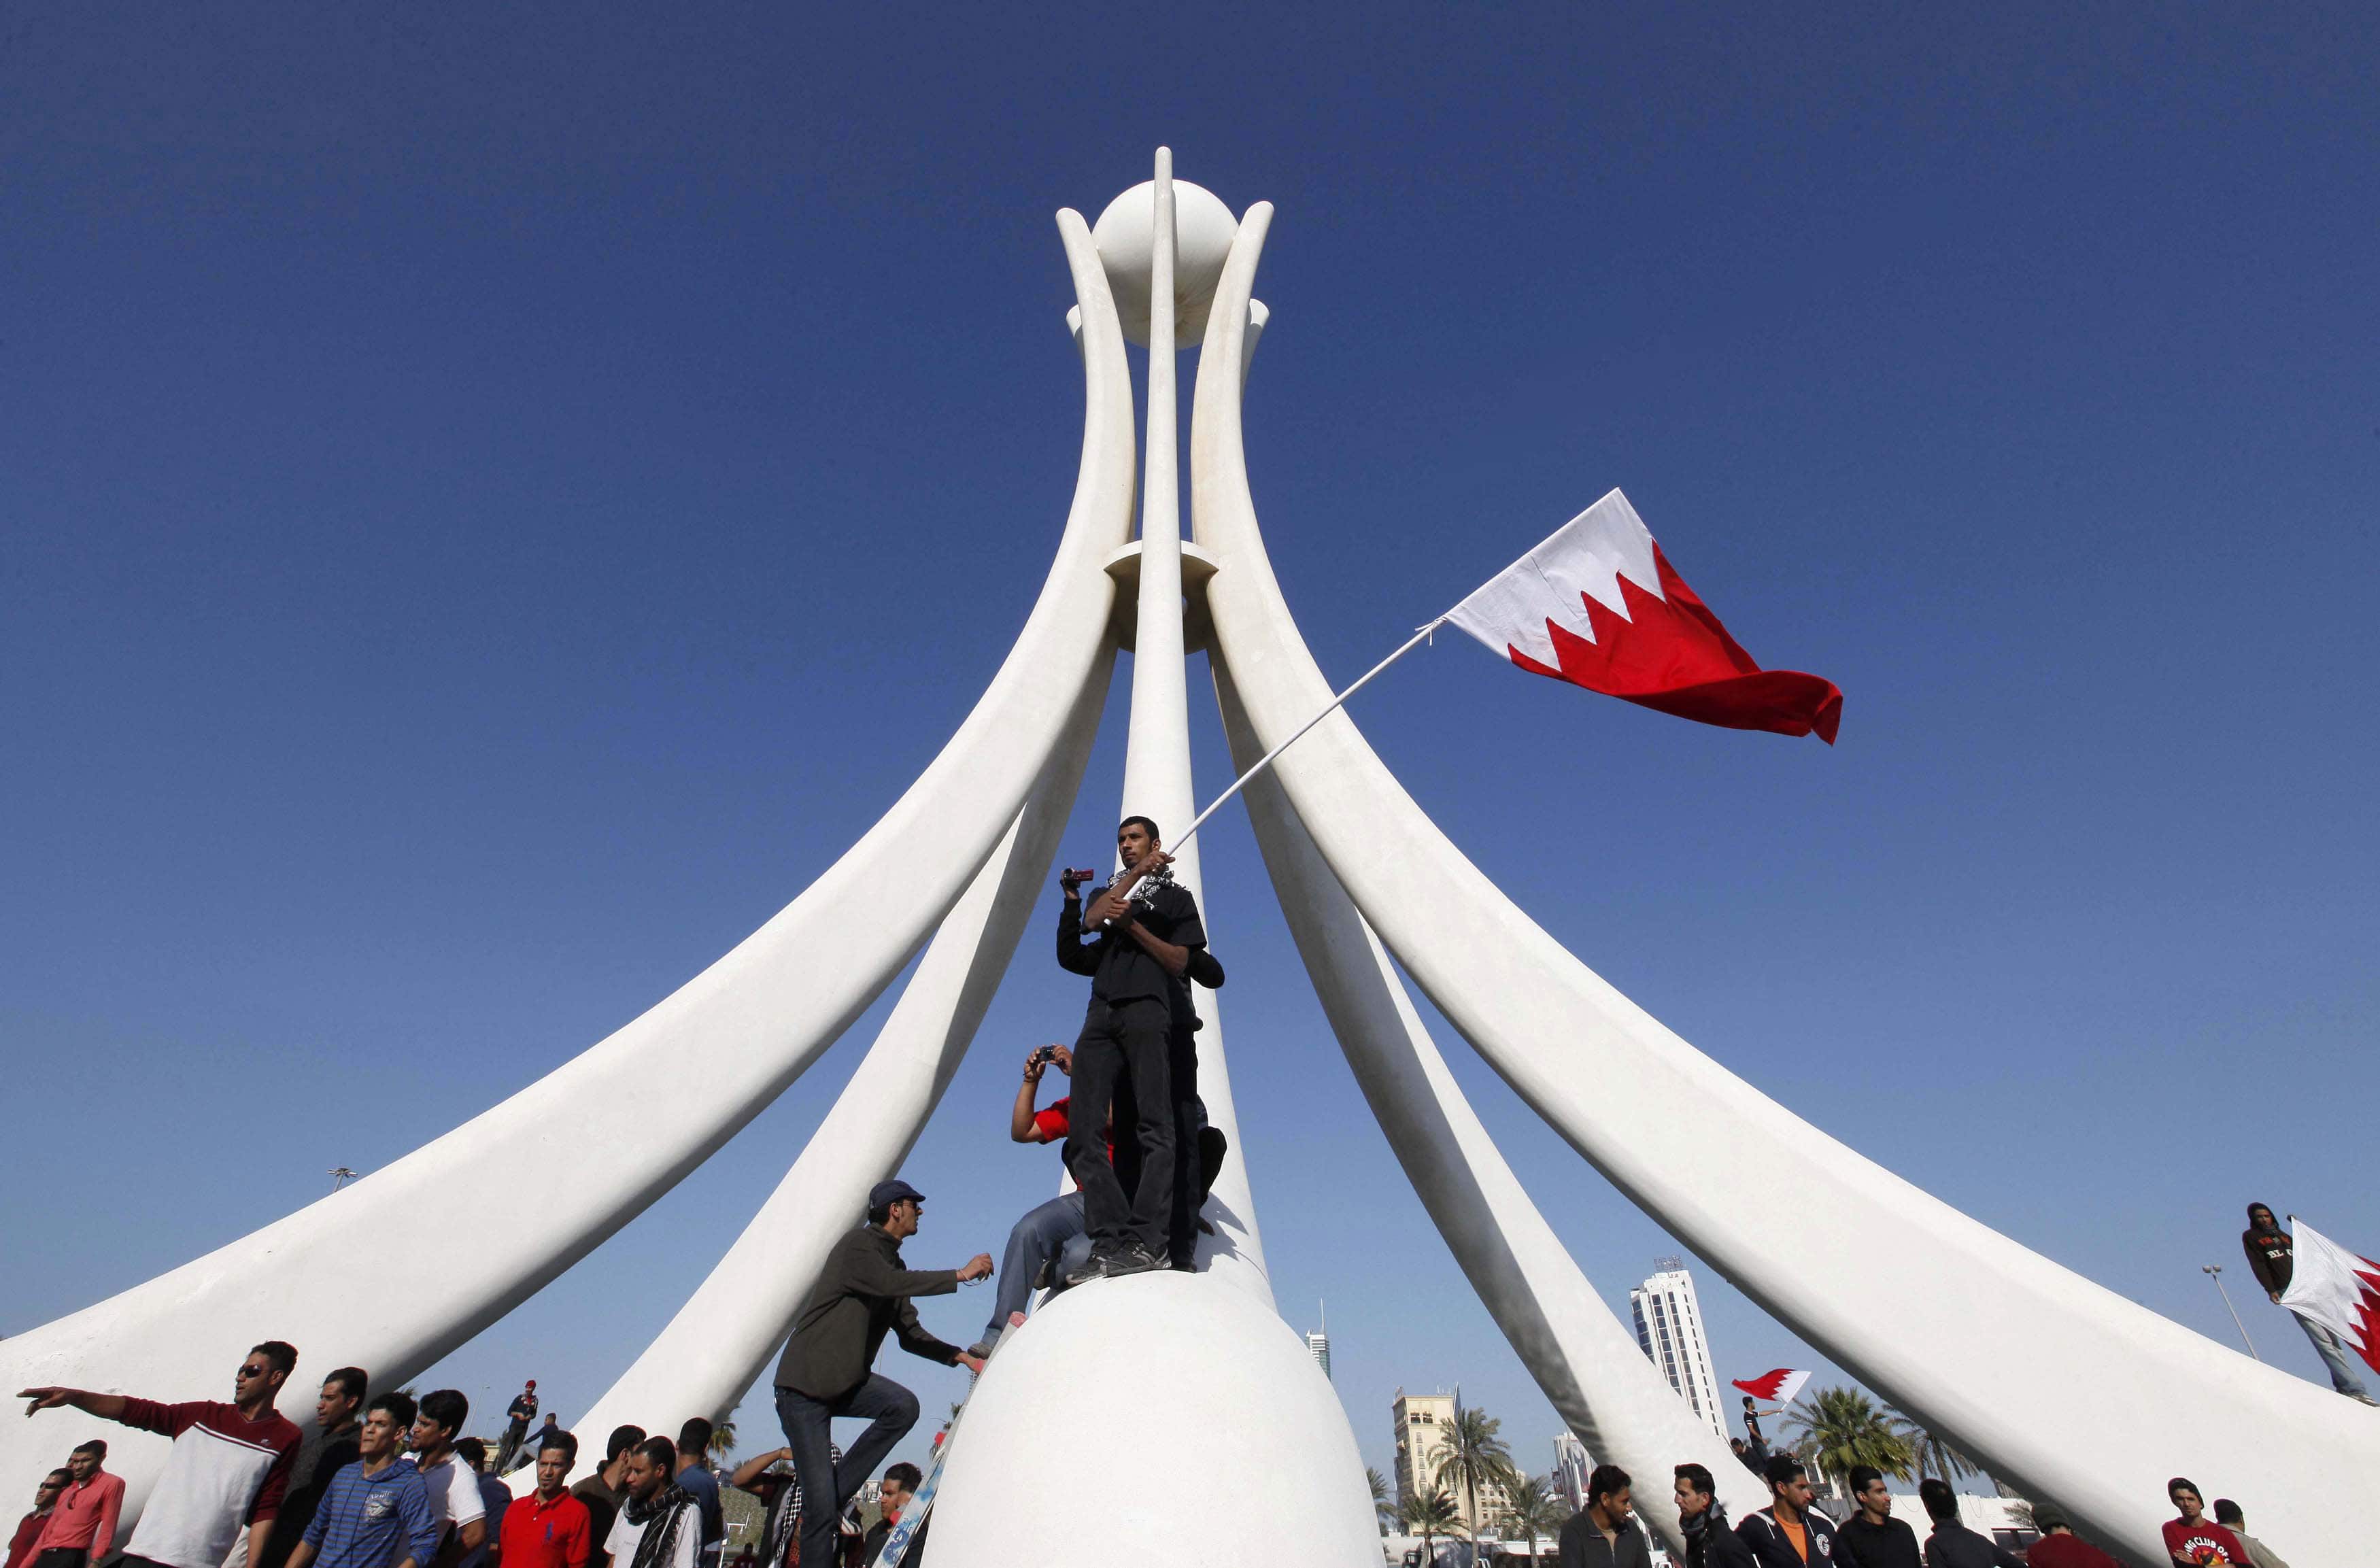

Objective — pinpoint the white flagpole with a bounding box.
[1171,615,1448,850]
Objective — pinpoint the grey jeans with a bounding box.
[2293,1309,2370,1397]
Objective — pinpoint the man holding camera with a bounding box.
[1056,817,1208,1282]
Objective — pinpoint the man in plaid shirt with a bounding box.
[285,1395,439,1568]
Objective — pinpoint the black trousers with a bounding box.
[1067,996,1175,1253]
[34,1551,89,1568]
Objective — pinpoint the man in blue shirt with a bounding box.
[285,1395,439,1568]
[666,1426,723,1568]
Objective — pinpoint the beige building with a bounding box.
[1391,1390,1513,1535]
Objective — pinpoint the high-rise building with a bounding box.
[1631,1257,1727,1437]
[1391,1390,1513,1535]
[1307,1303,1331,1381]
[1551,1433,1591,1510]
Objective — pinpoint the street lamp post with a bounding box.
[2204,1265,2258,1361]
[328,1168,358,1193]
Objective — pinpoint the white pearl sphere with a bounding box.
[1091,180,1240,349]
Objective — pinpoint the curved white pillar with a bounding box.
[0,208,1139,1520]
[1213,658,1766,1549]
[532,647,1113,1474]
[1191,203,2377,1566]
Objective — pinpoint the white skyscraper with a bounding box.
[1306,1303,1331,1381]
[1631,1257,1727,1437]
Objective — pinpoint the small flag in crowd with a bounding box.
[2280,1216,2380,1376]
[1445,489,1843,743]
[1731,1368,1812,1403]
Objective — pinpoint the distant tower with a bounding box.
[1551,1432,1591,1509]
[1631,1257,1726,1437]
[1306,1301,1331,1381]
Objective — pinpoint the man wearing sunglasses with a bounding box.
[22,1342,305,1568]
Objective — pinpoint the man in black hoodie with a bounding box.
[1672,1465,1754,1568]
[2241,1201,2377,1403]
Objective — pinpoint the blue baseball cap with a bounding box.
[869,1178,926,1212]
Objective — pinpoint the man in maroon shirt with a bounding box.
[2023,1509,2120,1568]
[20,1341,305,1568]
[7,1473,71,1568]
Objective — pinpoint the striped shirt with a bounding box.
[301,1458,439,1568]
[116,1399,303,1568]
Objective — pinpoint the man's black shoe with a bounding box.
[1106,1243,1166,1278]
[1061,1246,1112,1287]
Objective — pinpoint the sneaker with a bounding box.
[1061,1246,1112,1287]
[2353,1391,2380,1407]
[964,1338,997,1361]
[1106,1243,1167,1278]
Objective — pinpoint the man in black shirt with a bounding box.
[1835,1466,1920,1568]
[1056,816,1208,1281]
[2242,1200,2377,1403]
[772,1179,989,1568]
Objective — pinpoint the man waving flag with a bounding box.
[1446,489,1842,743]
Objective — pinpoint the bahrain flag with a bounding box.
[2281,1217,2380,1376]
[1731,1368,1812,1403]
[1445,490,1842,743]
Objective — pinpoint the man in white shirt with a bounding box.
[600,1442,696,1568]
[405,1393,484,1568]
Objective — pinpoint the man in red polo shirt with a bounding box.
[499,1433,589,1568]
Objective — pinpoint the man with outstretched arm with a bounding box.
[771,1179,989,1568]
[1056,816,1208,1281]
[21,1341,305,1568]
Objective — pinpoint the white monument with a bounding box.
[4,152,2372,1568]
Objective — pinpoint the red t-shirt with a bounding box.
[1030,1097,1115,1165]
[2160,1518,2249,1565]
[500,1490,591,1568]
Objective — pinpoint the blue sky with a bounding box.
[6,3,2377,1493]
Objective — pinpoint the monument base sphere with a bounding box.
[926,1271,1376,1564]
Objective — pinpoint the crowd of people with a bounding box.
[14,1354,924,1568]
[1550,1454,2295,1568]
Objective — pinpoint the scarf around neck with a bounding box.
[624,1485,692,1568]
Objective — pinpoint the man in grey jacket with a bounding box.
[1559,1465,1651,1568]
[770,1180,989,1568]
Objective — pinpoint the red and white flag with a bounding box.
[1731,1368,1811,1403]
[2280,1216,2380,1376]
[1445,490,1843,743]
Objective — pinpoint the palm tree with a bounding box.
[1890,1412,1979,1486]
[707,1417,736,1461]
[1433,1404,1520,1533]
[1780,1386,1913,1496]
[1367,1469,1396,1533]
[1503,1475,1568,1561]
[1401,1489,1467,1567]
